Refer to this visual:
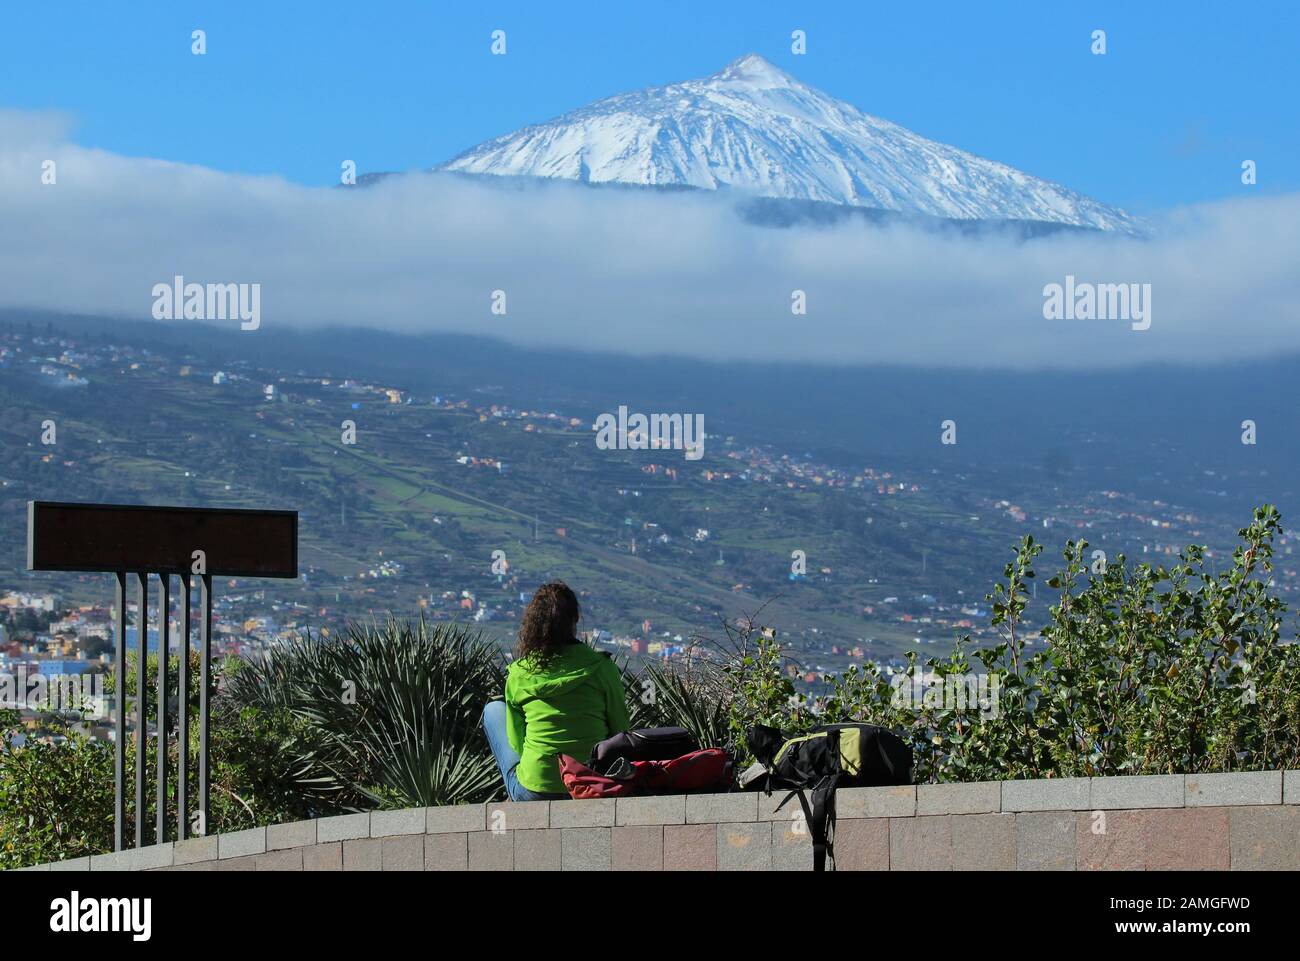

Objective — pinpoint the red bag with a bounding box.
[558,748,733,799]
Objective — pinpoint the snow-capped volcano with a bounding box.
[438,54,1140,233]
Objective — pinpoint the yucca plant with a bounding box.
[226,617,506,809]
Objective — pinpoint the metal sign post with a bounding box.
[27,501,297,850]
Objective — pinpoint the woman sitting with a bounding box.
[481,581,630,800]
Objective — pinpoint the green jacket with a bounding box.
[505,642,630,794]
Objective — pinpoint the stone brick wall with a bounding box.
[16,770,1300,871]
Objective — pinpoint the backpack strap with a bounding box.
[809,773,839,872]
[773,774,839,872]
[763,728,845,872]
[874,728,897,781]
[806,729,843,871]
[774,787,818,866]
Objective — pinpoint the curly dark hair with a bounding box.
[515,581,581,668]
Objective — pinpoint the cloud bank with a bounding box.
[2,108,1298,370]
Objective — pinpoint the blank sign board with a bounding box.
[27,501,298,578]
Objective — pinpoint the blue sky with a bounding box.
[2,1,1296,212]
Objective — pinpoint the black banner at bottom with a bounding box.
[0,867,1279,949]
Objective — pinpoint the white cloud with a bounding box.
[2,108,1297,370]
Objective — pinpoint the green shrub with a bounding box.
[1,654,327,867]
[0,709,114,869]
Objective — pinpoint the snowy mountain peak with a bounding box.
[437,56,1141,233]
[713,53,797,86]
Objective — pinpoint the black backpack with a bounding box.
[747,723,913,871]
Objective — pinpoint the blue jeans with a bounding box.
[481,700,569,802]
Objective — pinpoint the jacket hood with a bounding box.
[509,642,611,699]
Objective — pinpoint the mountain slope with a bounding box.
[437,54,1140,233]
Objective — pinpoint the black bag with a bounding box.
[589,726,699,774]
[747,722,912,872]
